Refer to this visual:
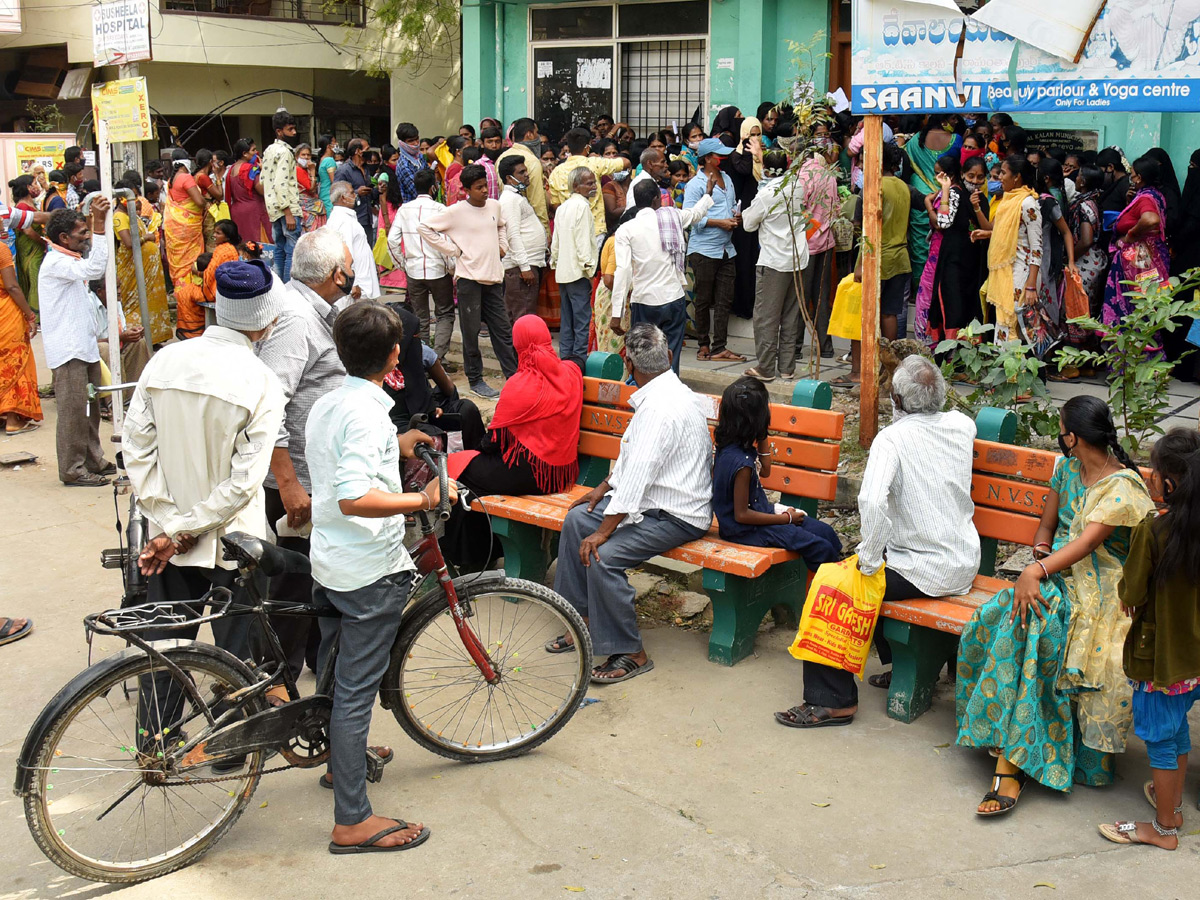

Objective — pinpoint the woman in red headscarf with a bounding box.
[448,315,584,497]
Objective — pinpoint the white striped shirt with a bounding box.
[605,370,713,531]
[856,409,980,596]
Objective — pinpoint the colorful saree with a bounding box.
[174,242,239,338]
[905,133,961,283]
[113,199,173,345]
[163,180,205,290]
[0,245,41,423]
[14,204,44,314]
[1100,187,1170,325]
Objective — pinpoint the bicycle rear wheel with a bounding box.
[385,577,592,762]
[23,645,266,883]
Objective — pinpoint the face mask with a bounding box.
[687,139,700,151]
[1057,434,1072,458]
[988,179,1003,193]
[282,133,299,147]
[521,138,542,153]
[512,180,528,193]
[483,147,502,162]
[611,169,630,182]
[334,266,355,296]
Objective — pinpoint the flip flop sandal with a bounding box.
[826,376,860,391]
[5,421,39,435]
[868,671,892,689]
[1098,819,1179,847]
[696,347,712,361]
[976,771,1028,817]
[1144,780,1185,819]
[711,350,747,362]
[319,747,394,789]
[329,819,432,854]
[773,703,854,728]
[589,654,654,684]
[0,617,32,646]
[544,634,576,654]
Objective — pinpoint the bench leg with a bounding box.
[881,618,959,723]
[704,565,805,666]
[492,518,550,584]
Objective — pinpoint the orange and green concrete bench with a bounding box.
[879,408,1058,723]
[471,351,845,666]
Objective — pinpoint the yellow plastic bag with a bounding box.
[826,274,863,341]
[788,555,886,679]
[373,222,395,271]
[210,201,231,223]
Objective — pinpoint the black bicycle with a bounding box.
[14,445,592,883]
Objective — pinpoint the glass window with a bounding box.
[618,1,707,38]
[531,6,613,41]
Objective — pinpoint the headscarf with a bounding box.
[382,305,433,418]
[710,105,741,140]
[985,186,1037,318]
[1177,149,1200,271]
[740,116,764,182]
[960,145,985,167]
[1144,147,1181,234]
[449,316,583,492]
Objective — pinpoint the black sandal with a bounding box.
[328,818,431,854]
[868,671,892,689]
[774,703,855,728]
[0,617,32,646]
[544,634,576,654]
[590,654,654,684]
[977,771,1029,817]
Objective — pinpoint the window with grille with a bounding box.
[620,39,706,135]
[528,2,707,140]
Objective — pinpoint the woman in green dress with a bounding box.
[956,396,1154,816]
[9,175,45,314]
[904,115,962,285]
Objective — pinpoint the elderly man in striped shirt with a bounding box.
[776,356,980,728]
[551,324,713,684]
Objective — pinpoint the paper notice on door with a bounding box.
[576,58,611,89]
[537,60,554,79]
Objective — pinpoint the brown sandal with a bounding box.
[696,347,711,361]
[710,349,746,362]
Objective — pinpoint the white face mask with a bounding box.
[687,139,701,151]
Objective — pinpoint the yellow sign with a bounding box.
[14,138,66,174]
[90,76,152,143]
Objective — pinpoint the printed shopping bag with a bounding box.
[1063,268,1090,321]
[788,555,887,679]
[826,274,863,341]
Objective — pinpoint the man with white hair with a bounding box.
[550,165,598,371]
[776,355,979,728]
[551,324,713,684]
[328,180,380,300]
[254,227,355,688]
[124,259,286,675]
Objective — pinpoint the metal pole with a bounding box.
[859,115,883,448]
[97,118,125,436]
[113,187,154,361]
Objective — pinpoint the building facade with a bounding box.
[463,0,1200,172]
[0,0,462,157]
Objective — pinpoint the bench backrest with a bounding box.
[970,437,1057,576]
[579,354,845,516]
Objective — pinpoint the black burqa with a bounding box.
[722,130,760,319]
[710,105,741,140]
[1177,149,1200,274]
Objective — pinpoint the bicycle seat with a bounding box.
[220,532,311,577]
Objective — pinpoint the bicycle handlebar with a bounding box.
[415,444,452,521]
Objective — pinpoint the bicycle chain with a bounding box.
[161,763,295,786]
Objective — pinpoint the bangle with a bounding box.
[1034,560,1050,580]
[419,488,432,510]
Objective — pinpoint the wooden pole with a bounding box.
[859,115,883,448]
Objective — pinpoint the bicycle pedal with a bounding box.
[365,747,386,784]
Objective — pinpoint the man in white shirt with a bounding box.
[549,166,598,371]
[126,259,285,736]
[624,148,669,211]
[742,150,809,382]
[553,325,713,684]
[777,356,979,728]
[611,177,716,374]
[38,200,115,487]
[328,181,380,300]
[497,154,547,322]
[388,169,453,356]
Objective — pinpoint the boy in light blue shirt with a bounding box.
[305,301,453,855]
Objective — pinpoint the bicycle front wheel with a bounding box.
[386,577,592,762]
[23,645,266,884]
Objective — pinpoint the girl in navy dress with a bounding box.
[712,377,842,567]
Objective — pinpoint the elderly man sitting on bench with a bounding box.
[776,355,980,728]
[547,324,713,684]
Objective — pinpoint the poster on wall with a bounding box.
[14,139,67,174]
[852,0,1200,113]
[91,77,153,143]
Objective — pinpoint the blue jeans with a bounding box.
[558,277,593,371]
[631,297,687,374]
[272,217,303,282]
[315,570,413,825]
[553,496,706,657]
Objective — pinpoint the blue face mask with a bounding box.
[988,179,1003,193]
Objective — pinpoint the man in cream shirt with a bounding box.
[125,259,285,661]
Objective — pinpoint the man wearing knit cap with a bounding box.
[124,260,286,700]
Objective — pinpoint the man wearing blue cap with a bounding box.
[124,259,286,674]
[683,138,743,362]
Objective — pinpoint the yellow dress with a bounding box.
[113,201,173,345]
[1055,464,1155,754]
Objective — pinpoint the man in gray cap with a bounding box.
[124,259,286,681]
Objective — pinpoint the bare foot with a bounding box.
[332,814,425,849]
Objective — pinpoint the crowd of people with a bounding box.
[1,105,1199,854]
